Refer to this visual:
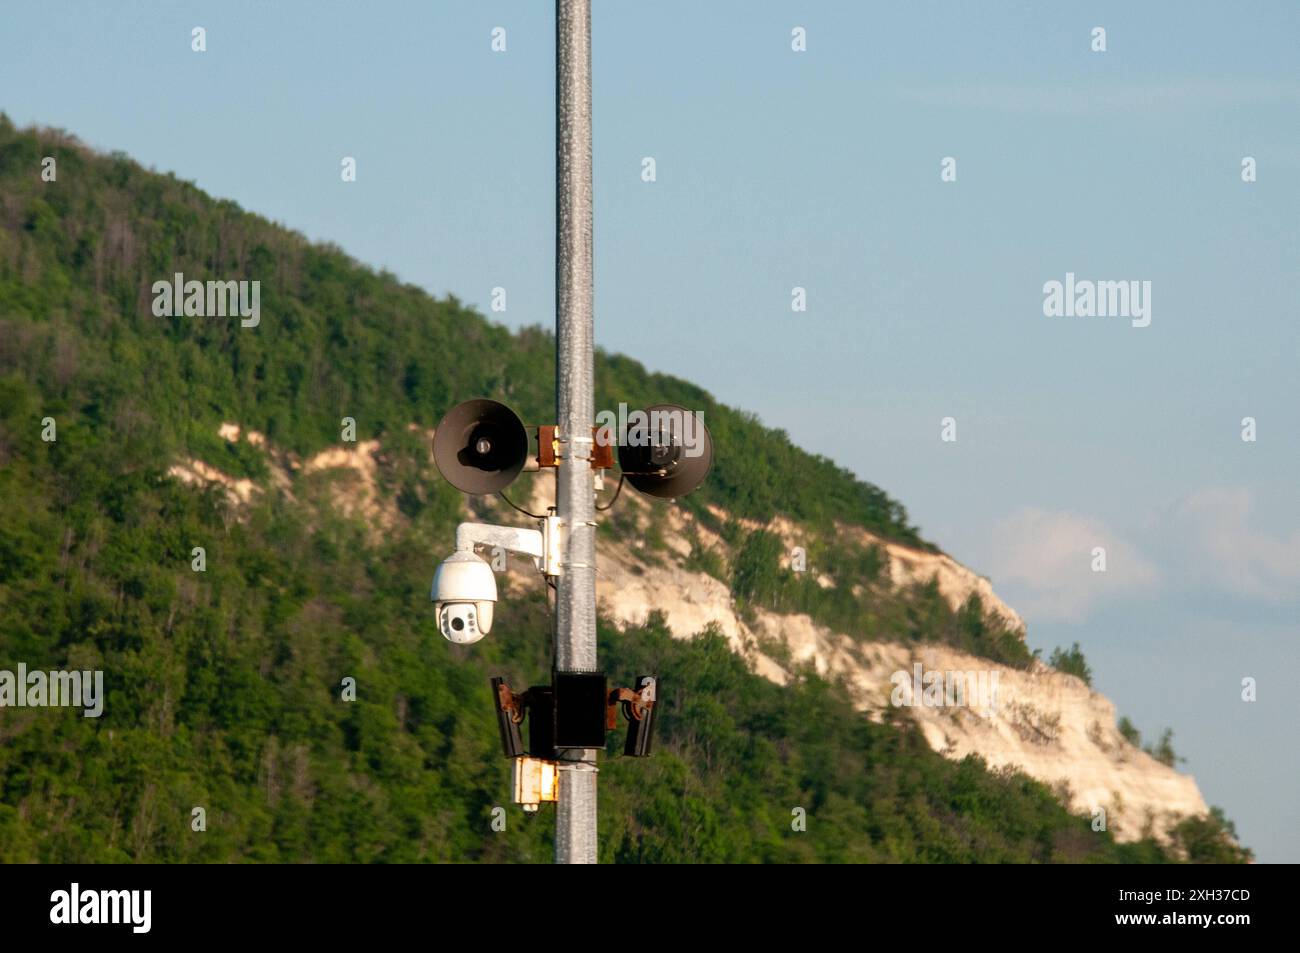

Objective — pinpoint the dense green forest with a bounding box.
[0,117,1247,862]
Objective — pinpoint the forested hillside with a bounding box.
[0,117,1246,862]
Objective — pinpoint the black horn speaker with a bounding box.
[433,399,529,495]
[617,403,712,500]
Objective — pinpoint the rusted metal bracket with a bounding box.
[537,424,615,470]
[497,681,527,725]
[606,685,655,729]
[591,425,615,470]
[537,425,559,468]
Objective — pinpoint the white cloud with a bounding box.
[1154,488,1300,602]
[987,507,1160,623]
[984,490,1300,625]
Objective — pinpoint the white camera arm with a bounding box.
[454,517,563,578]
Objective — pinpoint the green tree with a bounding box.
[1049,642,1092,685]
[1118,716,1142,747]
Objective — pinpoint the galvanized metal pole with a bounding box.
[554,0,598,865]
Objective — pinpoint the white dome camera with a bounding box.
[431,550,498,644]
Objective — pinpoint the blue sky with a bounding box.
[2,1,1297,860]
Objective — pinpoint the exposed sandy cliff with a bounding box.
[179,426,1210,843]
[549,479,1208,843]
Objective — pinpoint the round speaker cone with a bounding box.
[617,404,712,499]
[433,399,529,495]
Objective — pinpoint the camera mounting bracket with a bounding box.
[455,517,563,578]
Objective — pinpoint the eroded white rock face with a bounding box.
[587,528,1207,843]
[168,459,259,506]
[299,440,390,528]
[875,537,1024,633]
[177,425,394,536]
[217,421,266,446]
[828,639,1208,842]
[176,423,1208,842]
